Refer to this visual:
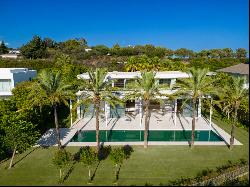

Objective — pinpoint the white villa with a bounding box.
[75,71,202,125]
[38,71,242,147]
[0,68,37,99]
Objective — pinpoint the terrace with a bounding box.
[60,110,242,146]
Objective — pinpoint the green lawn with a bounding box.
[0,118,248,186]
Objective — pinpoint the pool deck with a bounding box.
[36,112,242,147]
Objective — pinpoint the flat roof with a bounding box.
[77,71,190,80]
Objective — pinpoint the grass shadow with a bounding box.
[62,161,77,183]
[12,147,39,168]
[116,164,122,181]
[98,145,111,161]
[90,161,100,181]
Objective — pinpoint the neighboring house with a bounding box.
[217,63,249,89]
[0,53,19,59]
[8,49,21,54]
[84,48,92,52]
[75,71,205,123]
[0,68,37,99]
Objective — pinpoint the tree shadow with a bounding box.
[98,145,111,161]
[116,164,122,181]
[115,145,134,182]
[60,147,82,183]
[90,161,100,181]
[12,147,39,167]
[62,161,77,183]
[123,145,134,159]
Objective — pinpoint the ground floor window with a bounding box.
[110,104,125,118]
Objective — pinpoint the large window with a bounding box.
[110,104,125,118]
[0,79,11,92]
[159,79,171,86]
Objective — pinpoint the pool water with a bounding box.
[70,130,224,142]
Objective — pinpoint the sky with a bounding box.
[1,0,249,51]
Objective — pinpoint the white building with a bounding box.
[84,48,92,52]
[75,71,204,126]
[0,68,37,98]
[0,54,19,59]
[8,49,21,54]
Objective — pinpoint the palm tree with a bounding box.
[78,68,122,152]
[29,69,73,149]
[175,68,215,148]
[217,76,248,150]
[125,71,162,148]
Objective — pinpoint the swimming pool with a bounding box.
[70,130,224,142]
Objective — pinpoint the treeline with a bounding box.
[2,36,248,61]
[0,35,248,73]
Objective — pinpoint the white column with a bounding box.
[105,102,108,127]
[124,79,126,89]
[174,99,177,126]
[76,96,81,119]
[70,99,73,127]
[209,98,213,127]
[112,80,114,87]
[198,98,201,118]
[170,79,176,89]
[139,98,143,128]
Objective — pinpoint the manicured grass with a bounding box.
[0,119,248,186]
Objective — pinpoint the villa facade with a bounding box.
[74,71,205,127]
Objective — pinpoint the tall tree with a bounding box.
[0,41,8,54]
[28,70,73,149]
[222,48,233,58]
[235,48,247,59]
[1,113,40,169]
[175,68,215,148]
[175,48,194,59]
[20,35,47,59]
[78,68,122,151]
[217,76,248,150]
[125,71,162,148]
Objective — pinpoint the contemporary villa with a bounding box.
[38,71,242,147]
[0,68,37,99]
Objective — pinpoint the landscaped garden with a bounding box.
[0,116,248,186]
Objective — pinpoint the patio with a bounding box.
[72,112,212,131]
[37,111,242,147]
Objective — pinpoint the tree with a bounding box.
[20,35,47,59]
[175,48,194,59]
[109,147,126,182]
[217,76,248,150]
[43,37,56,48]
[78,68,122,152]
[91,45,110,56]
[0,41,8,54]
[222,48,233,58]
[79,146,98,183]
[175,68,215,148]
[1,113,40,169]
[125,71,162,148]
[52,148,72,182]
[235,48,247,59]
[28,69,73,149]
